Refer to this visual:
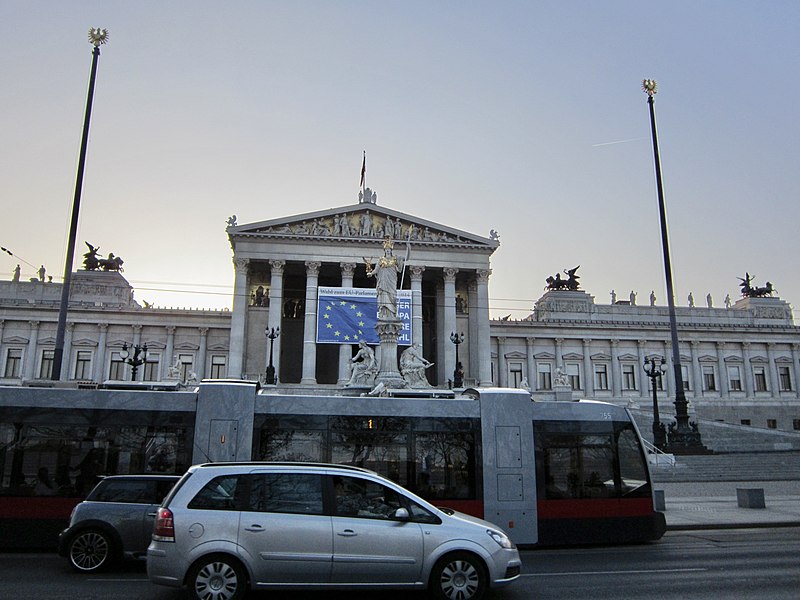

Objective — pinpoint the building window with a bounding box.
[681,365,690,391]
[594,364,609,391]
[509,362,523,387]
[778,366,792,391]
[179,354,194,382]
[702,366,716,391]
[537,363,552,391]
[728,365,742,391]
[741,419,751,426]
[109,351,126,380]
[753,366,768,392]
[793,419,800,431]
[767,419,777,429]
[210,355,227,379]
[4,348,23,378]
[143,354,160,382]
[622,364,636,391]
[74,351,92,380]
[566,363,581,390]
[39,349,54,379]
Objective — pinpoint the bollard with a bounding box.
[654,489,666,511]
[736,488,766,509]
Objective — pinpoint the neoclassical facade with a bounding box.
[226,196,497,386]
[1,197,799,434]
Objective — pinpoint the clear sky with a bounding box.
[2,1,798,319]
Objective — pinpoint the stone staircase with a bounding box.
[649,450,800,482]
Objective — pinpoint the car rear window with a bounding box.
[89,480,155,504]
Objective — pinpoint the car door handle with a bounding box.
[337,529,357,537]
[244,524,266,532]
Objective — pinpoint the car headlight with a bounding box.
[487,528,515,549]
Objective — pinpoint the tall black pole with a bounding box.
[643,79,707,454]
[52,29,108,380]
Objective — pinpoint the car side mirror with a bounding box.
[392,507,410,521]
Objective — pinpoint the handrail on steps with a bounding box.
[643,438,676,467]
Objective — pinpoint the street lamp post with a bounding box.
[643,356,668,450]
[265,327,280,385]
[52,28,109,381]
[643,79,707,454]
[120,342,147,381]
[450,332,464,388]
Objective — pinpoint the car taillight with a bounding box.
[152,507,175,542]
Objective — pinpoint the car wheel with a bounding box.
[430,551,487,600]
[188,555,246,600]
[68,529,114,573]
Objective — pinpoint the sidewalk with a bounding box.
[656,480,800,530]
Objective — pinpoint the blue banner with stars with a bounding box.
[317,287,412,345]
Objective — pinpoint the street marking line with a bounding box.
[521,567,707,577]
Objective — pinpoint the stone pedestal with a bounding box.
[554,383,572,401]
[373,319,407,389]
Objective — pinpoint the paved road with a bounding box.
[4,528,799,600]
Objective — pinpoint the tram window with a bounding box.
[257,429,324,462]
[539,435,614,500]
[415,432,476,499]
[617,427,649,496]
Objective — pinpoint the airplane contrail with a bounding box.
[591,137,644,147]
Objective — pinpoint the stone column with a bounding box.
[300,261,321,384]
[467,278,479,379]
[93,323,108,382]
[409,265,425,350]
[24,321,40,380]
[582,338,594,397]
[268,260,285,382]
[526,337,536,390]
[637,340,648,399]
[715,342,729,397]
[475,269,493,385]
[164,326,176,377]
[742,342,754,397]
[61,323,74,381]
[338,262,356,385]
[228,257,250,378]
[691,340,703,398]
[610,339,621,398]
[442,268,458,385]
[792,344,800,398]
[197,328,209,380]
[767,343,780,398]
[497,337,507,387]
[435,282,445,385]
[555,338,564,370]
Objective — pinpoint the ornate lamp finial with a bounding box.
[642,79,657,97]
[88,28,109,47]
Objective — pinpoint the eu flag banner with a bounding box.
[317,287,412,346]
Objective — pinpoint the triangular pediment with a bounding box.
[229,203,499,250]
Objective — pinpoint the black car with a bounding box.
[58,474,179,572]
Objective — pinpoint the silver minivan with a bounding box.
[147,462,520,600]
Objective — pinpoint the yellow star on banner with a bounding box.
[326,323,332,329]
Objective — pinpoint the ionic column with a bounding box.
[716,342,729,397]
[164,326,176,378]
[475,269,493,385]
[690,340,703,397]
[409,265,425,350]
[582,338,594,397]
[637,340,648,398]
[467,278,479,379]
[93,323,108,382]
[742,342,755,397]
[197,328,208,380]
[268,260,285,382]
[442,268,458,384]
[526,337,536,389]
[24,321,40,380]
[338,262,356,385]
[767,343,780,398]
[792,344,800,398]
[610,339,621,398]
[300,261,321,384]
[228,257,250,378]
[497,337,508,387]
